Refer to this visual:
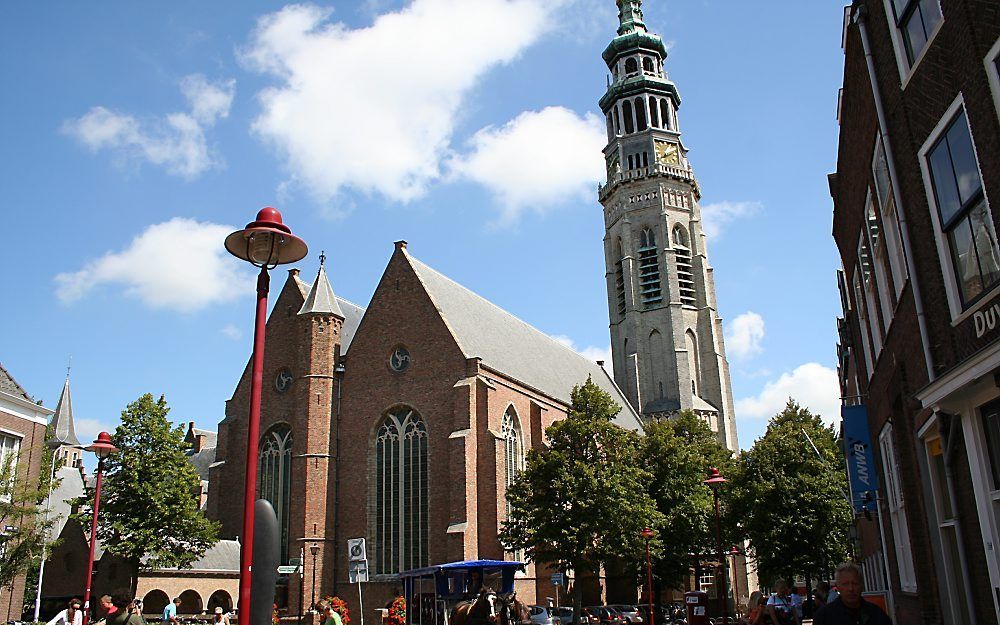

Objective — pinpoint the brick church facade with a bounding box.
[206,242,642,615]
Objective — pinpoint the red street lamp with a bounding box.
[640,528,655,625]
[82,432,118,625]
[703,468,728,625]
[225,207,308,616]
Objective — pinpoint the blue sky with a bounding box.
[1,0,847,456]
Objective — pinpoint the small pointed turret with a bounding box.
[49,373,80,448]
[298,252,345,318]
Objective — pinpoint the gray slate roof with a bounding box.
[404,251,642,430]
[188,446,217,481]
[47,465,86,540]
[50,376,81,447]
[299,264,345,317]
[186,424,218,451]
[293,273,364,354]
[0,363,31,401]
[145,539,241,572]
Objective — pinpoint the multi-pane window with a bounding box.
[866,198,895,330]
[857,234,884,360]
[878,424,917,592]
[924,435,972,624]
[872,134,908,299]
[614,238,627,316]
[0,434,20,501]
[638,228,662,306]
[374,407,428,574]
[890,0,942,65]
[927,109,1000,307]
[672,226,695,306]
[258,425,292,564]
[501,408,524,562]
[853,271,875,376]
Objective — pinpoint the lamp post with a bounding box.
[310,544,321,611]
[225,208,308,616]
[703,468,728,625]
[640,527,655,625]
[82,432,118,625]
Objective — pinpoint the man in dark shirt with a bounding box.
[813,563,891,625]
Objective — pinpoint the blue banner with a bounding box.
[842,405,879,514]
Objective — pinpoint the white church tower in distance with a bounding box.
[599,0,739,451]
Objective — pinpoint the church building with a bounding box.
[208,0,751,616]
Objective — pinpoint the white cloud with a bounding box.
[220,324,243,340]
[63,74,234,179]
[54,218,252,312]
[451,107,606,223]
[240,0,568,205]
[700,200,762,239]
[725,311,765,360]
[75,417,118,444]
[553,335,614,377]
[735,362,840,425]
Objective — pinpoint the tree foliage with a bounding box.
[0,449,55,591]
[641,411,734,588]
[75,394,218,587]
[500,377,662,617]
[728,399,852,584]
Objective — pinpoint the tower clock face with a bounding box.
[655,141,680,165]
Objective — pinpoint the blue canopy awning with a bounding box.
[399,559,525,579]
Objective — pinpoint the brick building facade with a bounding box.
[831,1,1000,623]
[206,243,643,618]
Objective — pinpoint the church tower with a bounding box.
[599,0,738,451]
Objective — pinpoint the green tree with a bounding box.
[641,411,735,590]
[500,377,662,623]
[75,394,218,594]
[728,399,851,584]
[0,443,56,592]
[24,423,63,614]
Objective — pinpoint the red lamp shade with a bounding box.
[641,527,655,540]
[704,467,727,489]
[224,207,308,268]
[87,432,118,458]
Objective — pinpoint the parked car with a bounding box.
[583,607,623,625]
[552,607,575,625]
[608,605,643,624]
[528,606,554,625]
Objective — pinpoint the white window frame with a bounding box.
[878,423,918,592]
[882,0,945,89]
[852,269,875,378]
[919,94,1000,322]
[865,191,896,331]
[0,434,21,501]
[857,232,884,358]
[871,132,908,300]
[986,36,1000,120]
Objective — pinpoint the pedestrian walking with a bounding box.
[107,593,147,625]
[812,563,891,625]
[47,599,84,625]
[739,591,765,625]
[765,580,795,625]
[788,584,804,625]
[163,598,181,625]
[213,606,231,625]
[323,602,343,625]
[814,580,831,611]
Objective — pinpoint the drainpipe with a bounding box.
[939,411,979,625]
[853,5,935,383]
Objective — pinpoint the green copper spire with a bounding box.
[617,0,646,35]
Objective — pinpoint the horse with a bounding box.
[494,592,530,625]
[451,589,498,625]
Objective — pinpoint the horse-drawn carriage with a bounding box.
[398,560,527,625]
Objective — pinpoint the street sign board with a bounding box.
[277,565,301,574]
[550,573,563,586]
[289,557,301,567]
[349,560,369,583]
[348,538,367,562]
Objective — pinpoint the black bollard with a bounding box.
[251,499,281,625]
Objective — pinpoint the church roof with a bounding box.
[293,272,364,353]
[187,446,217,481]
[49,376,81,447]
[403,250,642,430]
[0,363,32,402]
[299,259,345,317]
[47,464,86,541]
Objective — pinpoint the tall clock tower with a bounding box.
[599,0,738,452]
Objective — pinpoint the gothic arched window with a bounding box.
[642,57,654,73]
[501,408,523,520]
[674,225,695,306]
[660,100,671,130]
[623,100,635,134]
[614,237,627,316]
[686,330,702,396]
[649,97,660,128]
[374,407,429,574]
[258,424,293,563]
[625,57,639,75]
